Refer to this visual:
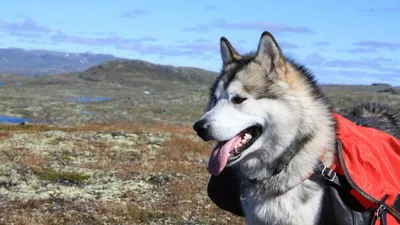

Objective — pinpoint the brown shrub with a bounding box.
[16,151,51,169]
[0,124,53,133]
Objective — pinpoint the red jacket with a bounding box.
[332,113,400,225]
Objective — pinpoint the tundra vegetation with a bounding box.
[0,59,399,224]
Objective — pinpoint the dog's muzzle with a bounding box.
[193,119,213,141]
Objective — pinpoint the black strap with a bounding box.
[394,194,400,212]
[313,161,393,225]
[371,195,389,225]
[380,207,387,225]
[311,160,350,189]
[370,204,388,225]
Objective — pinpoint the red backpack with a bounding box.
[319,113,400,225]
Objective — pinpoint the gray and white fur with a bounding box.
[193,31,400,225]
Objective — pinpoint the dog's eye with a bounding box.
[231,96,247,104]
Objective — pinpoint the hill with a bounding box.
[0,58,398,126]
[0,59,219,126]
[0,48,119,76]
[79,59,218,84]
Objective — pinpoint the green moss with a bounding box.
[32,167,89,185]
[127,205,170,223]
[57,155,73,162]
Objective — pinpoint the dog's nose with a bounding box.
[193,120,211,141]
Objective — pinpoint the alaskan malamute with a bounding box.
[193,31,400,225]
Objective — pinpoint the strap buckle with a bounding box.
[375,204,387,225]
[377,204,386,217]
[321,166,337,182]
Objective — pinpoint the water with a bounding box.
[66,97,111,103]
[0,116,30,124]
[0,82,5,86]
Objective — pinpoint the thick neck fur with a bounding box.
[231,61,337,225]
[237,61,337,195]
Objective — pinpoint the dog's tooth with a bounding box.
[231,148,237,154]
[245,133,252,139]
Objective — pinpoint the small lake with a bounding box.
[66,97,112,103]
[0,115,30,124]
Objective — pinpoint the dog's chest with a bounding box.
[241,186,324,225]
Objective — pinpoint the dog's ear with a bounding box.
[220,37,241,66]
[255,31,284,72]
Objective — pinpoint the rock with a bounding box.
[110,132,128,138]
[146,173,173,186]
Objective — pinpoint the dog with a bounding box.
[193,31,400,225]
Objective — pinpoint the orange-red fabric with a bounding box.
[331,113,400,225]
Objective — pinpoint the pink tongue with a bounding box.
[208,135,242,176]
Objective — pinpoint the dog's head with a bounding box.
[193,31,304,176]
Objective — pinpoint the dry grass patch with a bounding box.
[0,121,245,224]
[1,147,50,167]
[163,135,212,159]
[64,121,195,136]
[0,131,12,139]
[113,134,213,175]
[98,202,175,224]
[159,177,245,225]
[0,199,190,225]
[0,124,54,133]
[15,151,52,169]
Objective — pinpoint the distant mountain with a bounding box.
[79,59,219,85]
[0,48,120,76]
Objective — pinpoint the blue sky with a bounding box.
[0,0,399,85]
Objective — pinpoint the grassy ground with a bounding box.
[0,62,399,224]
[0,123,245,225]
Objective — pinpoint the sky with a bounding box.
[0,0,399,85]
